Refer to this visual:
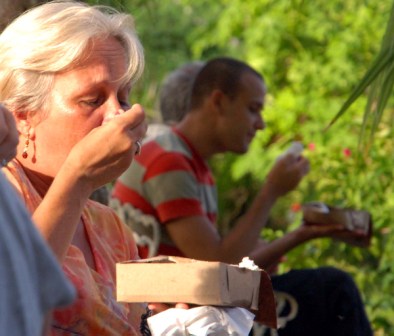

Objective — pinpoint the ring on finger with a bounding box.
[135,140,142,155]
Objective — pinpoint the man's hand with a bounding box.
[265,153,310,198]
[298,220,370,247]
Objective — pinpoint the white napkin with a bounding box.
[147,306,255,336]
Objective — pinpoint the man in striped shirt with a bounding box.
[112,57,372,335]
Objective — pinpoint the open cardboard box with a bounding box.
[116,256,277,328]
[302,202,373,247]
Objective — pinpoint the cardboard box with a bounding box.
[302,202,372,247]
[116,256,277,328]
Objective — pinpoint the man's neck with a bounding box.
[176,113,220,161]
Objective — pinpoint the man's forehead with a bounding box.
[239,72,266,98]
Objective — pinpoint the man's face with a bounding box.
[217,72,266,154]
[29,37,132,176]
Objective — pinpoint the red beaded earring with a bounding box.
[22,131,30,159]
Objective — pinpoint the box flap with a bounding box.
[251,270,277,329]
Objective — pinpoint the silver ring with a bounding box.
[135,140,142,155]
[1,158,8,167]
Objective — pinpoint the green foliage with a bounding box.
[183,0,393,332]
[329,1,394,150]
[93,0,393,332]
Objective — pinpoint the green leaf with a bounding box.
[326,51,393,129]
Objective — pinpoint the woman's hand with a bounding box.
[63,104,147,193]
[33,104,146,261]
[0,104,19,165]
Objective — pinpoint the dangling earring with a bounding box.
[22,131,30,159]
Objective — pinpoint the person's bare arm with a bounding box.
[32,106,146,261]
[250,220,369,269]
[165,154,310,264]
[221,154,310,260]
[166,216,338,266]
[165,151,369,268]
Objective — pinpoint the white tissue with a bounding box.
[285,141,304,158]
[147,306,255,336]
[277,141,304,161]
[306,201,330,214]
[238,257,260,271]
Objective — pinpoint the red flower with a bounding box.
[343,148,352,157]
[308,143,316,151]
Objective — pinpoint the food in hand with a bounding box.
[277,141,304,161]
[285,141,304,158]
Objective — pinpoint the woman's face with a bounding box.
[27,37,131,176]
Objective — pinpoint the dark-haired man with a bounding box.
[113,57,372,335]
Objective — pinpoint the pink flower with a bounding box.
[343,148,352,157]
[308,143,316,151]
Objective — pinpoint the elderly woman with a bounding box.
[0,1,149,334]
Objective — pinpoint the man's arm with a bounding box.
[164,153,310,264]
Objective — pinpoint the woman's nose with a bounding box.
[103,97,126,121]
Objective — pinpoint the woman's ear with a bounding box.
[14,112,35,140]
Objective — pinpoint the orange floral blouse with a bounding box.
[4,160,146,336]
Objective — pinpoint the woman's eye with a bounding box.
[82,98,102,107]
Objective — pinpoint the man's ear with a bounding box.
[210,89,228,115]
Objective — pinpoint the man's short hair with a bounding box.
[189,57,264,110]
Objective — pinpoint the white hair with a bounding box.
[0,0,144,115]
[159,61,205,123]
